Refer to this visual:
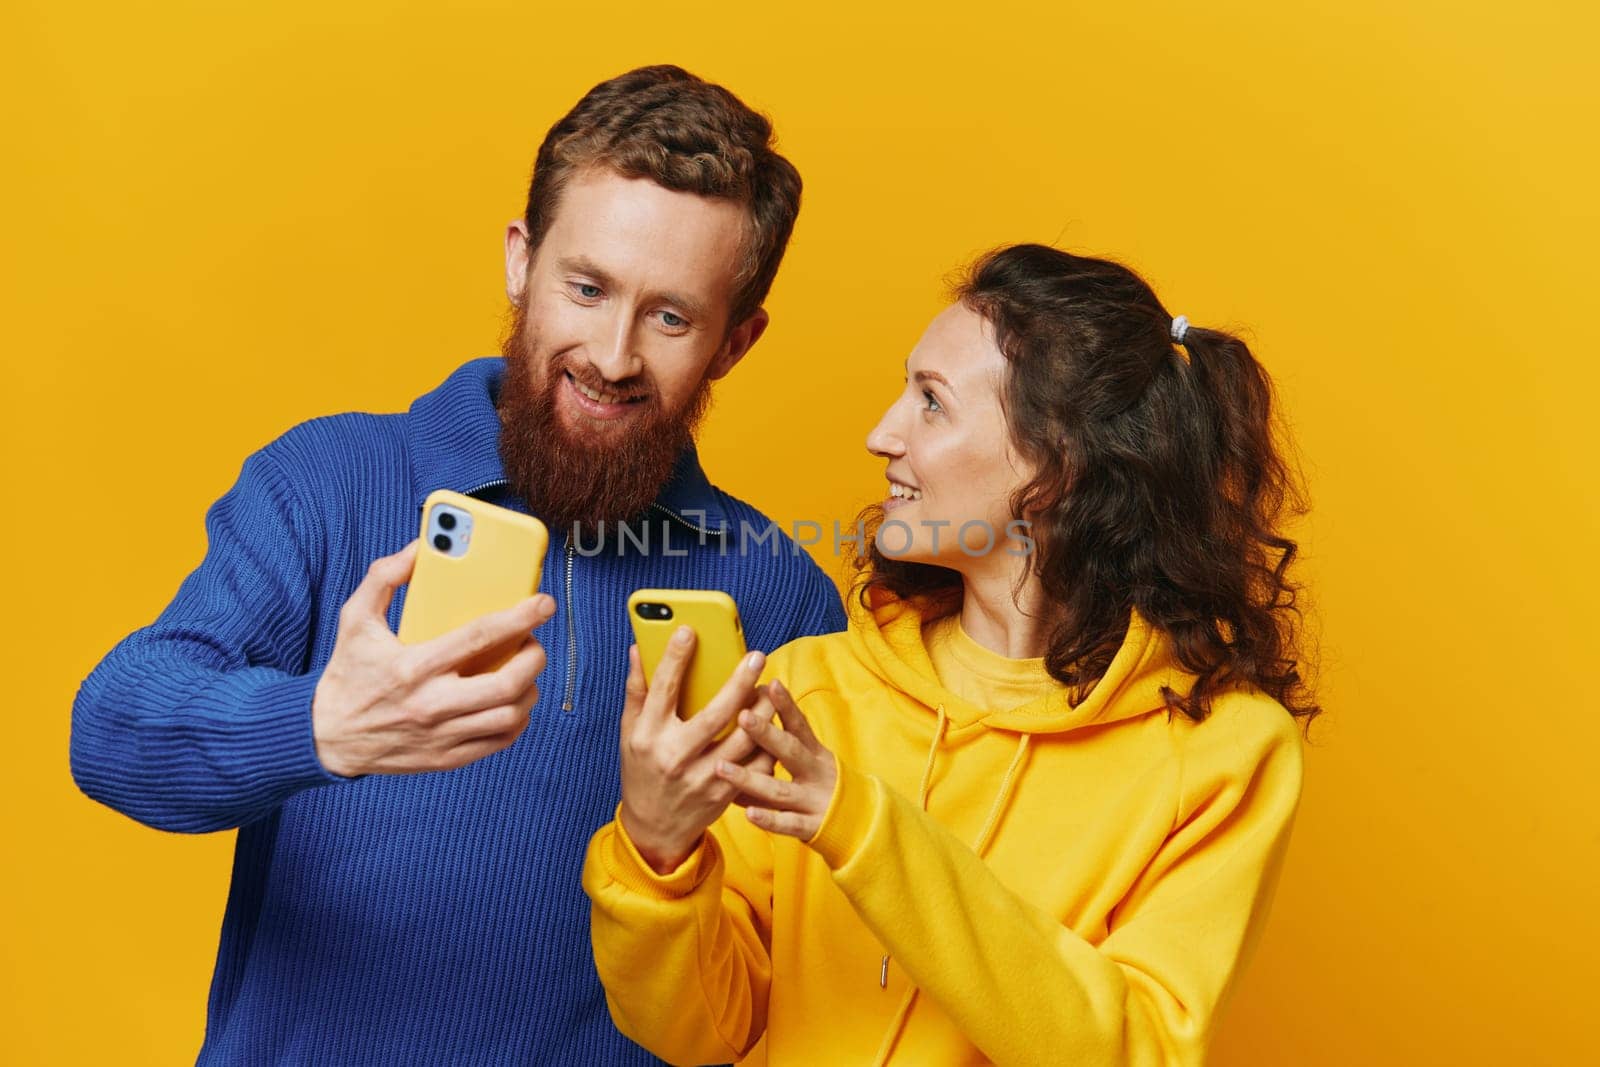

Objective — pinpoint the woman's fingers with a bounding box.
[744,805,819,840]
[738,703,811,771]
[730,750,777,807]
[641,626,697,725]
[680,649,767,751]
[620,645,647,739]
[729,681,838,841]
[716,756,801,809]
[769,680,819,746]
[706,689,774,766]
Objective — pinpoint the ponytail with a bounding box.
[1170,322,1311,719]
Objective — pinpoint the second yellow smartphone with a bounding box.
[628,589,748,738]
[397,490,550,675]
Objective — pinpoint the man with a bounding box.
[71,65,845,1065]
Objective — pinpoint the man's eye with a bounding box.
[660,311,686,329]
[575,283,602,299]
[923,389,944,413]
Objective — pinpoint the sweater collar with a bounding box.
[406,357,728,533]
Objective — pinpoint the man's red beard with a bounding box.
[496,303,712,535]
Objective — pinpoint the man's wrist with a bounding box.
[310,679,361,779]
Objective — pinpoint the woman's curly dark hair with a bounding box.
[855,244,1319,727]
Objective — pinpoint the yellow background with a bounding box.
[4,1,1596,1063]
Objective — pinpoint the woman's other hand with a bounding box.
[718,680,838,841]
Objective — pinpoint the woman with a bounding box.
[582,244,1316,1066]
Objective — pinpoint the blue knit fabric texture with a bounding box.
[71,358,848,1065]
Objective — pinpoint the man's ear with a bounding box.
[707,308,771,381]
[504,219,532,305]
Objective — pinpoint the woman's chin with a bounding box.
[875,537,958,570]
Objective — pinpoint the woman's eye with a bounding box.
[922,389,944,413]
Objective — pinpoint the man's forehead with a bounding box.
[542,168,746,298]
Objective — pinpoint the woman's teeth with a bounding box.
[889,483,922,501]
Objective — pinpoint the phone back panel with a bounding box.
[397,490,549,675]
[628,589,747,730]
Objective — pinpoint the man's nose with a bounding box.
[589,311,644,383]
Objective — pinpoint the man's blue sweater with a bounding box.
[70,358,847,1065]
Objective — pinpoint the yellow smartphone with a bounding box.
[397,489,550,675]
[628,589,747,738]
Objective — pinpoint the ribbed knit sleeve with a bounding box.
[71,447,346,833]
[788,562,847,643]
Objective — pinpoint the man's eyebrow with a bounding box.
[653,288,710,323]
[912,369,952,390]
[556,256,618,289]
[555,256,710,323]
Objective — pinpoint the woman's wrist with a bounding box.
[619,805,702,875]
[807,762,879,871]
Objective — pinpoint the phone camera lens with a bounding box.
[438,512,457,531]
[433,534,453,552]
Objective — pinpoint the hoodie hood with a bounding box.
[845,586,1196,735]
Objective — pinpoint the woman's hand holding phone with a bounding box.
[618,628,776,874]
[311,541,557,778]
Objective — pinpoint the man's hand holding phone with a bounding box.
[311,541,556,777]
[618,628,777,874]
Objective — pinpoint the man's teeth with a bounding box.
[889,483,922,501]
[572,376,636,406]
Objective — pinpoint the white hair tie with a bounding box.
[1170,315,1190,344]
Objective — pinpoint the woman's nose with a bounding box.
[865,405,906,458]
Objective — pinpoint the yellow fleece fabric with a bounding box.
[582,590,1304,1066]
[922,614,1054,712]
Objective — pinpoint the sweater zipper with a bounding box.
[647,502,723,539]
[460,479,508,498]
[562,538,576,711]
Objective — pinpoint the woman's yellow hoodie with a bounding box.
[582,591,1304,1066]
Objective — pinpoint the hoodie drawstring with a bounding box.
[872,706,1034,1065]
[972,734,1032,857]
[913,704,950,812]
